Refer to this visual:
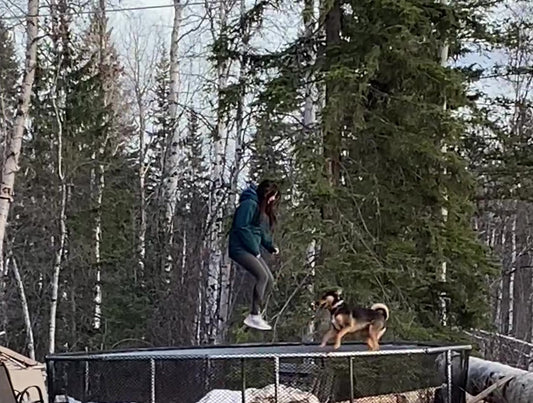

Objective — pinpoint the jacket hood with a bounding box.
[239,184,259,203]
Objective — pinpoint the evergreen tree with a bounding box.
[230,0,500,341]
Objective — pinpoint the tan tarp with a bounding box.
[0,346,46,401]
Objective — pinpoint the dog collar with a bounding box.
[332,300,344,309]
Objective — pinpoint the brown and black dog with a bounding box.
[315,290,390,351]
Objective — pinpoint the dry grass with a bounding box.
[337,387,437,403]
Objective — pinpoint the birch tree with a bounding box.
[161,0,183,282]
[204,0,231,344]
[214,0,250,344]
[48,47,68,354]
[301,0,318,343]
[8,252,35,359]
[0,20,19,342]
[0,0,40,322]
[46,0,73,353]
[123,16,159,285]
[438,0,450,327]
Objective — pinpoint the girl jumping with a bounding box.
[228,179,280,330]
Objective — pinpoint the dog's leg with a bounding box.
[333,326,355,350]
[377,327,387,340]
[368,325,380,351]
[366,337,374,350]
[320,328,336,347]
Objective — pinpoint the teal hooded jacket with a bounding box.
[228,184,276,259]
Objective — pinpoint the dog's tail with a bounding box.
[371,303,390,321]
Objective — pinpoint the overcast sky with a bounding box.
[0,0,520,114]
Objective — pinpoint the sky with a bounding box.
[0,0,524,127]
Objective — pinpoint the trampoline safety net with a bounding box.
[46,342,470,403]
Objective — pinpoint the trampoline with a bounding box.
[46,341,471,403]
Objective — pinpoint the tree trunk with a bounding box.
[49,181,67,355]
[438,0,450,327]
[91,160,105,330]
[137,93,147,285]
[214,0,250,345]
[161,0,183,282]
[302,0,317,343]
[92,0,110,331]
[0,256,7,341]
[500,219,509,335]
[8,254,35,360]
[467,356,533,402]
[303,239,317,342]
[124,16,156,287]
[206,0,230,344]
[323,0,341,190]
[508,209,517,335]
[49,72,68,354]
[0,0,40,335]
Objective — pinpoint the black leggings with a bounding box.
[232,253,274,315]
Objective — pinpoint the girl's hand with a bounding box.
[273,247,279,255]
[256,253,261,259]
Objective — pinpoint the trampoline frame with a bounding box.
[46,341,472,403]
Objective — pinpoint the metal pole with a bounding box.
[274,356,280,402]
[446,350,453,403]
[241,358,246,403]
[150,358,156,403]
[84,359,89,400]
[461,350,470,403]
[45,359,54,403]
[349,357,354,403]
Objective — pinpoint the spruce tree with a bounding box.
[231,0,500,341]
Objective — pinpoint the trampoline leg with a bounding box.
[45,359,54,403]
[349,357,354,403]
[241,358,246,403]
[84,359,89,401]
[446,350,452,403]
[150,358,156,403]
[274,356,280,402]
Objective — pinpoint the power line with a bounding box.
[0,2,215,21]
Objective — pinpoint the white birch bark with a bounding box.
[92,160,104,330]
[487,217,503,333]
[138,114,147,284]
[530,244,533,369]
[92,0,108,331]
[0,96,8,340]
[206,0,230,344]
[302,0,317,343]
[124,18,158,285]
[181,227,187,285]
[0,0,40,329]
[438,0,450,327]
[49,85,68,354]
[0,255,8,339]
[8,254,35,360]
[496,219,506,334]
[135,59,148,286]
[48,175,67,354]
[161,0,183,281]
[303,239,317,342]
[508,210,517,335]
[48,9,69,351]
[214,0,250,344]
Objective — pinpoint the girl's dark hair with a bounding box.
[256,179,280,229]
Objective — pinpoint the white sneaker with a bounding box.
[244,314,272,331]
